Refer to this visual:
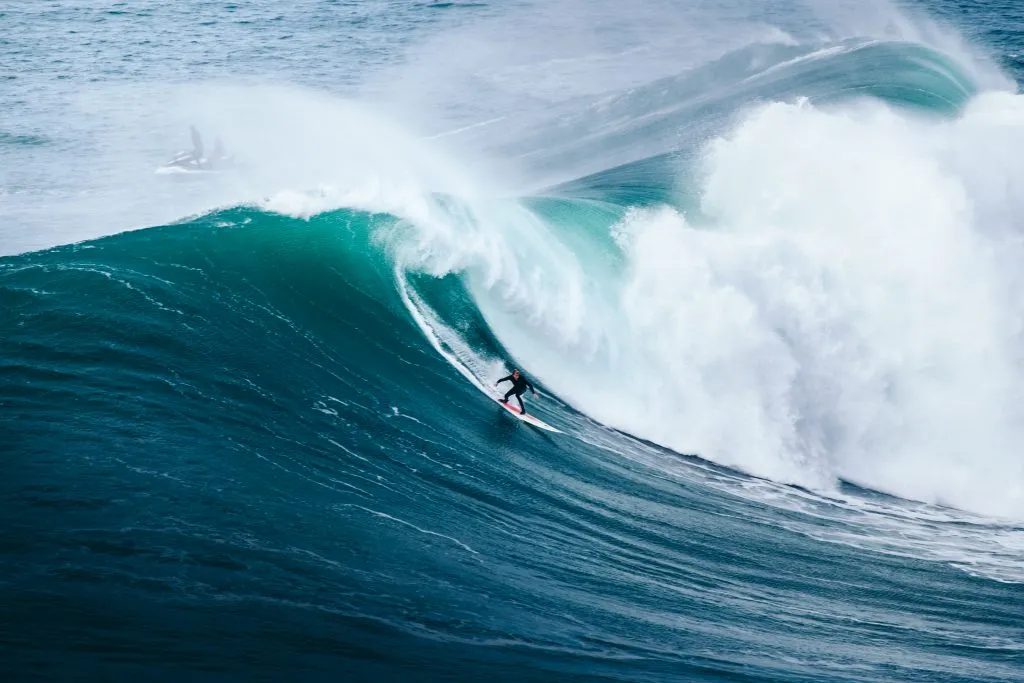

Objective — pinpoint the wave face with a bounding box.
[5,1,1024,681]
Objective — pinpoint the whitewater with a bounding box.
[3,0,1024,681]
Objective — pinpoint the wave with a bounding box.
[5,197,1024,683]
[251,75,1024,517]
[11,35,1021,518]
[375,38,1024,519]
[4,201,1024,583]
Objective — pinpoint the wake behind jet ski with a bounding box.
[156,126,234,174]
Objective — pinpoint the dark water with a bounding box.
[4,1,1024,681]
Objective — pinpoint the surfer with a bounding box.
[496,369,537,415]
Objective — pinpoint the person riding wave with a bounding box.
[496,369,537,415]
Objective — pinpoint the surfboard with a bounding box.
[496,398,560,433]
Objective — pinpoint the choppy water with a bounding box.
[4,1,1024,681]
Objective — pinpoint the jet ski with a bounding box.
[155,150,235,175]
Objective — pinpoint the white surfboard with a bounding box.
[496,398,560,433]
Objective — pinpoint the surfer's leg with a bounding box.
[515,392,526,414]
[503,388,515,403]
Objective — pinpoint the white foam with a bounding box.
[386,93,1024,522]
[484,93,1024,519]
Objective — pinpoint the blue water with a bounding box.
[4,1,1024,681]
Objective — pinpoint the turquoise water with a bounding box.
[4,1,1024,681]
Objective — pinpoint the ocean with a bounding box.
[3,0,1024,681]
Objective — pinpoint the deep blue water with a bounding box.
[4,1,1024,681]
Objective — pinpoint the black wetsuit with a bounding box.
[497,373,534,414]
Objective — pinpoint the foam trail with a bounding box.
[397,272,506,394]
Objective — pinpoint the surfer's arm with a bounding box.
[526,380,536,395]
[496,375,513,386]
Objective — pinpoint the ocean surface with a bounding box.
[4,1,1024,681]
